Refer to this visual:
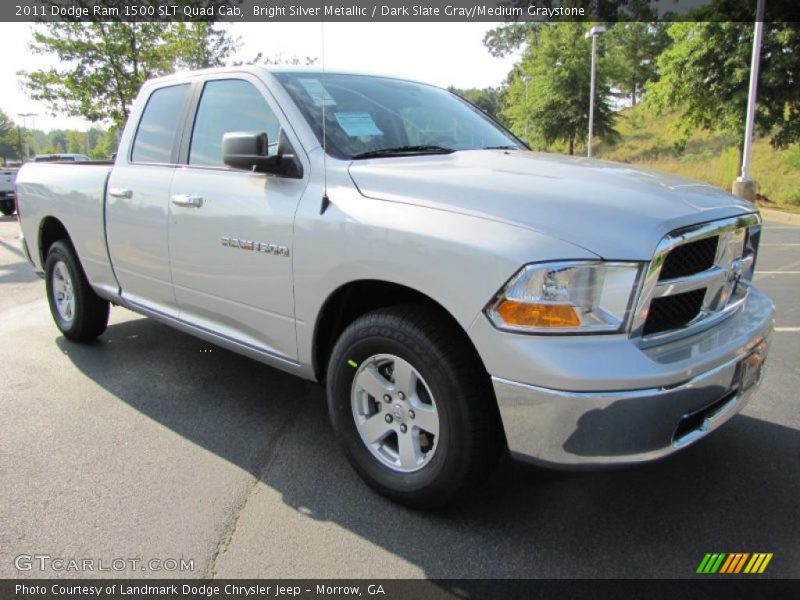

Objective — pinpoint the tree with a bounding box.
[20,21,239,128]
[503,23,617,155]
[171,22,240,70]
[66,130,87,154]
[234,53,318,67]
[483,23,540,58]
[648,21,800,165]
[0,109,21,162]
[49,130,68,153]
[604,22,670,106]
[448,87,506,123]
[89,127,120,160]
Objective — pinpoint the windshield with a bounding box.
[274,72,521,159]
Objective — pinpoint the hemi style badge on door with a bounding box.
[221,237,289,257]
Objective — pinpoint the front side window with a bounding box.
[274,72,520,159]
[189,79,281,167]
[131,84,189,164]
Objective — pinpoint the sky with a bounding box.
[0,22,520,132]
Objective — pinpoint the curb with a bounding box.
[760,208,800,226]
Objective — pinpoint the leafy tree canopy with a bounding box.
[603,22,670,105]
[0,109,22,162]
[20,21,238,129]
[648,21,800,155]
[503,23,618,155]
[448,87,506,124]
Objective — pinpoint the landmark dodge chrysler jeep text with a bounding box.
[15,67,774,507]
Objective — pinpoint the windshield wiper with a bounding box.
[352,145,455,159]
[481,145,519,150]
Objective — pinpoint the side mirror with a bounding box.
[222,131,282,172]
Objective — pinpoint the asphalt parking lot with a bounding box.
[0,215,798,580]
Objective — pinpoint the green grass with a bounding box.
[592,104,800,213]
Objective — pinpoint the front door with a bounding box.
[168,76,307,361]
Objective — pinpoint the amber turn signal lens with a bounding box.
[496,300,581,328]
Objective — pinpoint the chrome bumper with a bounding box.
[493,291,773,468]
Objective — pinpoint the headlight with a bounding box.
[486,261,642,334]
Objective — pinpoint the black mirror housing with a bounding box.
[222,131,281,172]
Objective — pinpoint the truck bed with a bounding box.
[16,162,117,295]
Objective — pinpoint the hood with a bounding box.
[347,150,756,260]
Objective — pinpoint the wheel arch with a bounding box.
[312,278,487,384]
[38,216,72,267]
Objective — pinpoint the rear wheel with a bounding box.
[45,240,109,341]
[0,200,14,216]
[326,305,503,508]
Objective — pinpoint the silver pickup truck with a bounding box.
[16,67,774,508]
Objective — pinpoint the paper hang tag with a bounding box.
[334,112,383,137]
[299,78,336,107]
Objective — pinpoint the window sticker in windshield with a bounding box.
[298,78,336,107]
[334,112,383,137]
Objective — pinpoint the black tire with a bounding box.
[45,240,110,341]
[0,200,14,216]
[326,304,503,509]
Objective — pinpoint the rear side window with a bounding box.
[189,79,280,167]
[131,84,189,164]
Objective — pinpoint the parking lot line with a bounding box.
[761,243,800,247]
[775,327,800,332]
[755,271,800,275]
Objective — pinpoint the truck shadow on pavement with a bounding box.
[56,316,799,578]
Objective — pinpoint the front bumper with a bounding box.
[486,288,774,468]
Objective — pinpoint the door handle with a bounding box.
[108,188,132,199]
[171,194,203,208]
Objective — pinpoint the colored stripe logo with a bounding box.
[697,553,773,574]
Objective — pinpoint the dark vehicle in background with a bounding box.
[33,154,91,163]
[0,168,16,216]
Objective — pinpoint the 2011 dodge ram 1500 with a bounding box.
[16,67,774,508]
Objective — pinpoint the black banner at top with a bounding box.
[4,0,800,23]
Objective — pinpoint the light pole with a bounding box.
[18,112,38,161]
[522,74,531,142]
[733,0,765,201]
[585,25,606,158]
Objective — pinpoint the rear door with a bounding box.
[106,83,191,316]
[167,74,307,361]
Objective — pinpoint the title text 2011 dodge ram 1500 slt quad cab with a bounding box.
[16,67,774,508]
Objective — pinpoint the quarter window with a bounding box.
[189,80,281,167]
[131,84,189,164]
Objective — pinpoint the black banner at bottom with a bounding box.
[3,579,800,600]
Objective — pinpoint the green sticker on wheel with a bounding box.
[348,359,358,368]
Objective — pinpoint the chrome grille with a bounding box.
[659,236,718,280]
[633,214,761,343]
[642,289,706,335]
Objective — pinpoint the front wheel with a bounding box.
[45,240,110,341]
[326,305,503,509]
